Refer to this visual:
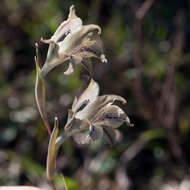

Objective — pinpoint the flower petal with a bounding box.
[103,128,122,145]
[66,26,106,63]
[67,109,74,122]
[72,79,99,114]
[80,94,127,121]
[92,105,128,128]
[41,42,64,77]
[64,117,90,137]
[53,5,82,43]
[72,132,91,144]
[42,5,83,44]
[64,61,75,75]
[88,125,103,141]
[58,24,101,56]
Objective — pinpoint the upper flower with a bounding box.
[41,5,107,77]
[64,79,133,145]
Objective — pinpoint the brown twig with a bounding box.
[157,12,185,163]
[133,0,156,120]
[158,12,184,123]
[135,0,156,20]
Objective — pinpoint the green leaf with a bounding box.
[34,43,51,135]
[142,129,165,141]
[46,117,59,182]
[22,157,45,177]
[54,174,80,190]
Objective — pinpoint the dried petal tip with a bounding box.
[111,95,127,104]
[40,37,52,44]
[83,24,101,35]
[54,117,58,122]
[69,5,76,19]
[34,43,41,69]
[64,62,74,75]
[126,116,134,127]
[35,42,39,55]
[35,42,39,48]
[100,54,107,63]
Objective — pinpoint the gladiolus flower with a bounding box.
[64,79,133,144]
[41,5,107,77]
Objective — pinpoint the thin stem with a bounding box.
[46,118,68,190]
[35,43,52,136]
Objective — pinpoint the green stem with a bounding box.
[46,118,68,190]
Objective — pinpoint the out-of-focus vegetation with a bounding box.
[0,0,190,189]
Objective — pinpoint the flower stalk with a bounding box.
[34,5,133,190]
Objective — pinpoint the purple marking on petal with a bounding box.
[76,99,90,113]
[94,113,126,123]
[74,47,100,57]
[57,29,71,42]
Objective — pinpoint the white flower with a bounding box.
[64,79,133,145]
[41,5,107,77]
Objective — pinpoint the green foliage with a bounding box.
[0,0,190,190]
[54,174,79,190]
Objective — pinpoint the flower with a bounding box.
[64,79,133,145]
[41,5,107,77]
[46,80,133,183]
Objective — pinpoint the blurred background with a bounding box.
[0,0,190,189]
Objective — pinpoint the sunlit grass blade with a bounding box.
[60,174,68,190]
